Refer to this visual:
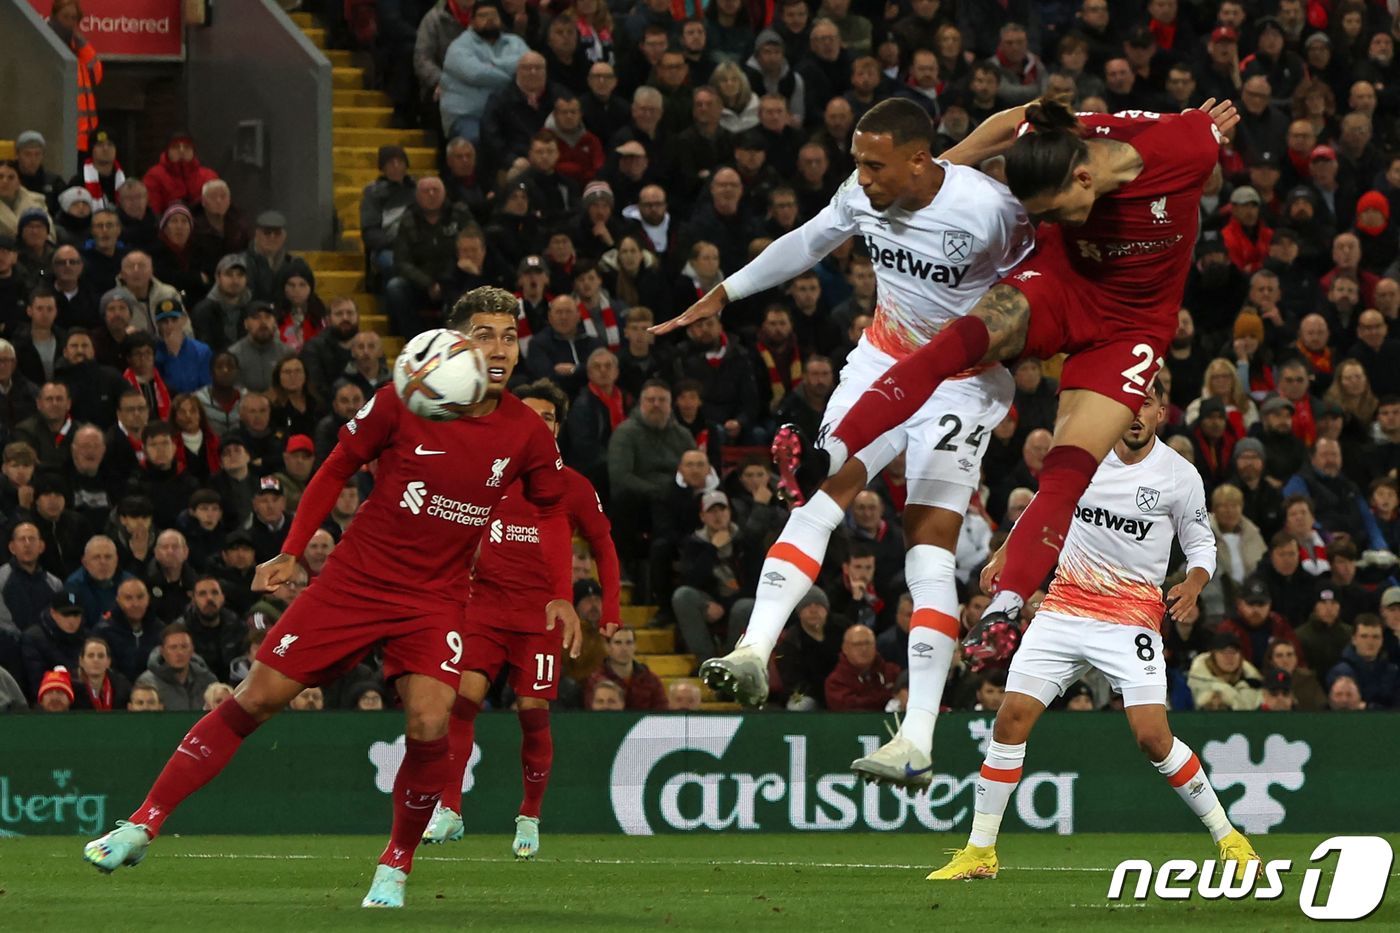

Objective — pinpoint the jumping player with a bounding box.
[929,381,1260,880]
[774,98,1241,667]
[651,97,1034,787]
[83,287,579,910]
[422,377,622,859]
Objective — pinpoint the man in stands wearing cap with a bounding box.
[1217,574,1304,668]
[1296,584,1356,678]
[731,132,783,219]
[545,94,604,187]
[360,145,416,282]
[53,189,94,249]
[1252,394,1305,485]
[141,131,220,216]
[1226,436,1283,536]
[94,577,160,683]
[69,130,124,212]
[439,0,528,142]
[671,489,758,658]
[192,254,254,353]
[770,586,846,708]
[14,132,65,214]
[571,181,639,261]
[241,211,293,303]
[1222,185,1272,274]
[208,530,258,615]
[1309,145,1354,230]
[154,298,212,395]
[247,474,292,564]
[274,435,317,510]
[1259,668,1296,711]
[1190,397,1235,490]
[19,587,87,700]
[600,138,655,210]
[1198,25,1243,103]
[129,423,199,530]
[229,302,293,393]
[36,666,74,712]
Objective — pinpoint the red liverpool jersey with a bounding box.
[469,467,622,631]
[308,385,569,604]
[1062,109,1220,308]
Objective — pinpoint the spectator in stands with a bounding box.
[1188,630,1263,711]
[1255,529,1316,626]
[673,490,758,658]
[0,161,49,241]
[268,358,320,440]
[588,678,625,709]
[1218,574,1306,668]
[65,634,125,711]
[274,435,317,510]
[0,441,37,521]
[102,388,147,489]
[1280,495,1328,576]
[64,425,117,533]
[247,475,291,563]
[0,521,61,636]
[564,347,620,489]
[181,575,242,683]
[526,294,601,395]
[49,245,97,331]
[272,260,324,353]
[64,534,128,630]
[1296,585,1355,678]
[770,586,845,708]
[229,302,293,393]
[776,354,833,442]
[154,298,211,395]
[675,314,759,444]
[90,583,156,697]
[14,381,74,472]
[241,212,292,303]
[114,250,180,334]
[680,168,762,278]
[573,183,637,263]
[192,352,244,438]
[0,236,33,333]
[299,297,358,404]
[29,471,87,579]
[210,530,257,615]
[179,489,227,571]
[0,340,37,435]
[190,181,248,281]
[1326,615,1397,708]
[125,333,173,422]
[316,381,366,461]
[1283,436,1380,546]
[1350,309,1400,398]
[71,129,122,211]
[614,306,669,400]
[115,180,158,252]
[585,626,667,709]
[483,52,562,176]
[439,0,528,141]
[129,422,199,530]
[136,621,215,711]
[146,529,195,624]
[360,146,416,282]
[385,176,472,337]
[825,541,889,631]
[151,203,207,303]
[110,495,153,577]
[35,666,73,712]
[20,587,86,700]
[824,623,900,711]
[344,332,389,399]
[1209,483,1267,591]
[14,132,64,214]
[126,682,162,710]
[547,94,605,187]
[13,287,63,388]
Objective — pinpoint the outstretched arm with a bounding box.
[941,103,1035,168]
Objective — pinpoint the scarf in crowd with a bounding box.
[1192,426,1235,479]
[512,293,552,353]
[176,426,222,475]
[1297,535,1329,576]
[1148,17,1177,50]
[578,296,621,351]
[52,415,73,447]
[994,48,1041,86]
[120,423,146,466]
[842,567,885,616]
[1291,397,1317,447]
[589,382,625,429]
[124,368,171,420]
[1295,341,1333,377]
[704,332,730,367]
[84,675,114,711]
[82,160,125,209]
[757,336,801,402]
[445,0,473,28]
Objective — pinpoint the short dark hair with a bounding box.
[1268,530,1295,550]
[122,332,157,357]
[65,327,91,347]
[160,621,190,644]
[28,285,56,306]
[1354,613,1384,633]
[1282,493,1314,514]
[142,421,174,442]
[846,541,877,562]
[640,378,672,395]
[515,378,570,423]
[853,97,936,149]
[444,285,518,329]
[674,378,704,399]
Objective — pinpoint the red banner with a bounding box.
[28,0,184,60]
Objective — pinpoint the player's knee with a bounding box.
[404,706,451,740]
[992,702,1035,743]
[1135,728,1174,762]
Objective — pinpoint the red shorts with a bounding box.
[460,609,562,700]
[255,581,465,690]
[1002,227,1176,411]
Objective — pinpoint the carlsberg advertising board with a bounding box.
[0,712,1392,836]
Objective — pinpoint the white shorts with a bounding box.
[820,336,1014,512]
[1006,610,1167,708]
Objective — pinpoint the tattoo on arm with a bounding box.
[972,285,1030,360]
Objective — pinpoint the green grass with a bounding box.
[1,833,1396,930]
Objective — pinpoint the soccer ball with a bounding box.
[393,328,489,421]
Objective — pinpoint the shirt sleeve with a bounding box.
[721,173,862,300]
[567,470,623,629]
[1172,462,1217,579]
[518,415,571,602]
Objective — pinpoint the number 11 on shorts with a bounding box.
[535,653,555,684]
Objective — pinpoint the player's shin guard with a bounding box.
[736,491,845,658]
[831,316,991,459]
[968,741,1026,848]
[900,545,960,757]
[440,696,480,813]
[129,697,262,836]
[991,446,1100,606]
[381,735,453,873]
[518,707,552,819]
[1154,737,1233,842]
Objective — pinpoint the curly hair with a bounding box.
[445,285,518,329]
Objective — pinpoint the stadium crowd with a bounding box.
[1,0,1398,716]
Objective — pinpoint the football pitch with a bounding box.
[2,833,1395,931]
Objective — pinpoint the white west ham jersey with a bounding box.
[1039,439,1217,631]
[723,162,1033,359]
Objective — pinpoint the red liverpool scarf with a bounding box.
[704,333,729,367]
[589,383,625,429]
[124,368,171,420]
[757,337,801,401]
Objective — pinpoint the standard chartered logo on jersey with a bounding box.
[609,716,1075,835]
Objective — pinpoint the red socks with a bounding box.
[129,697,261,836]
[832,315,991,456]
[440,696,480,813]
[996,445,1100,600]
[518,708,553,819]
[379,734,453,873]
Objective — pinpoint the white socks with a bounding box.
[736,491,846,660]
[1154,737,1233,842]
[821,436,850,476]
[984,589,1024,619]
[898,545,960,757]
[969,739,1025,848]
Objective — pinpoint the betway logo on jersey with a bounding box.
[399,481,491,526]
[488,518,540,545]
[1074,505,1154,541]
[864,236,968,286]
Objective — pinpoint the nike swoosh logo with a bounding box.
[904,764,934,777]
[415,445,446,455]
[404,800,436,810]
[532,682,552,690]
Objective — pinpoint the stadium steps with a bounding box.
[644,654,697,677]
[0,140,13,160]
[633,627,673,653]
[290,12,433,362]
